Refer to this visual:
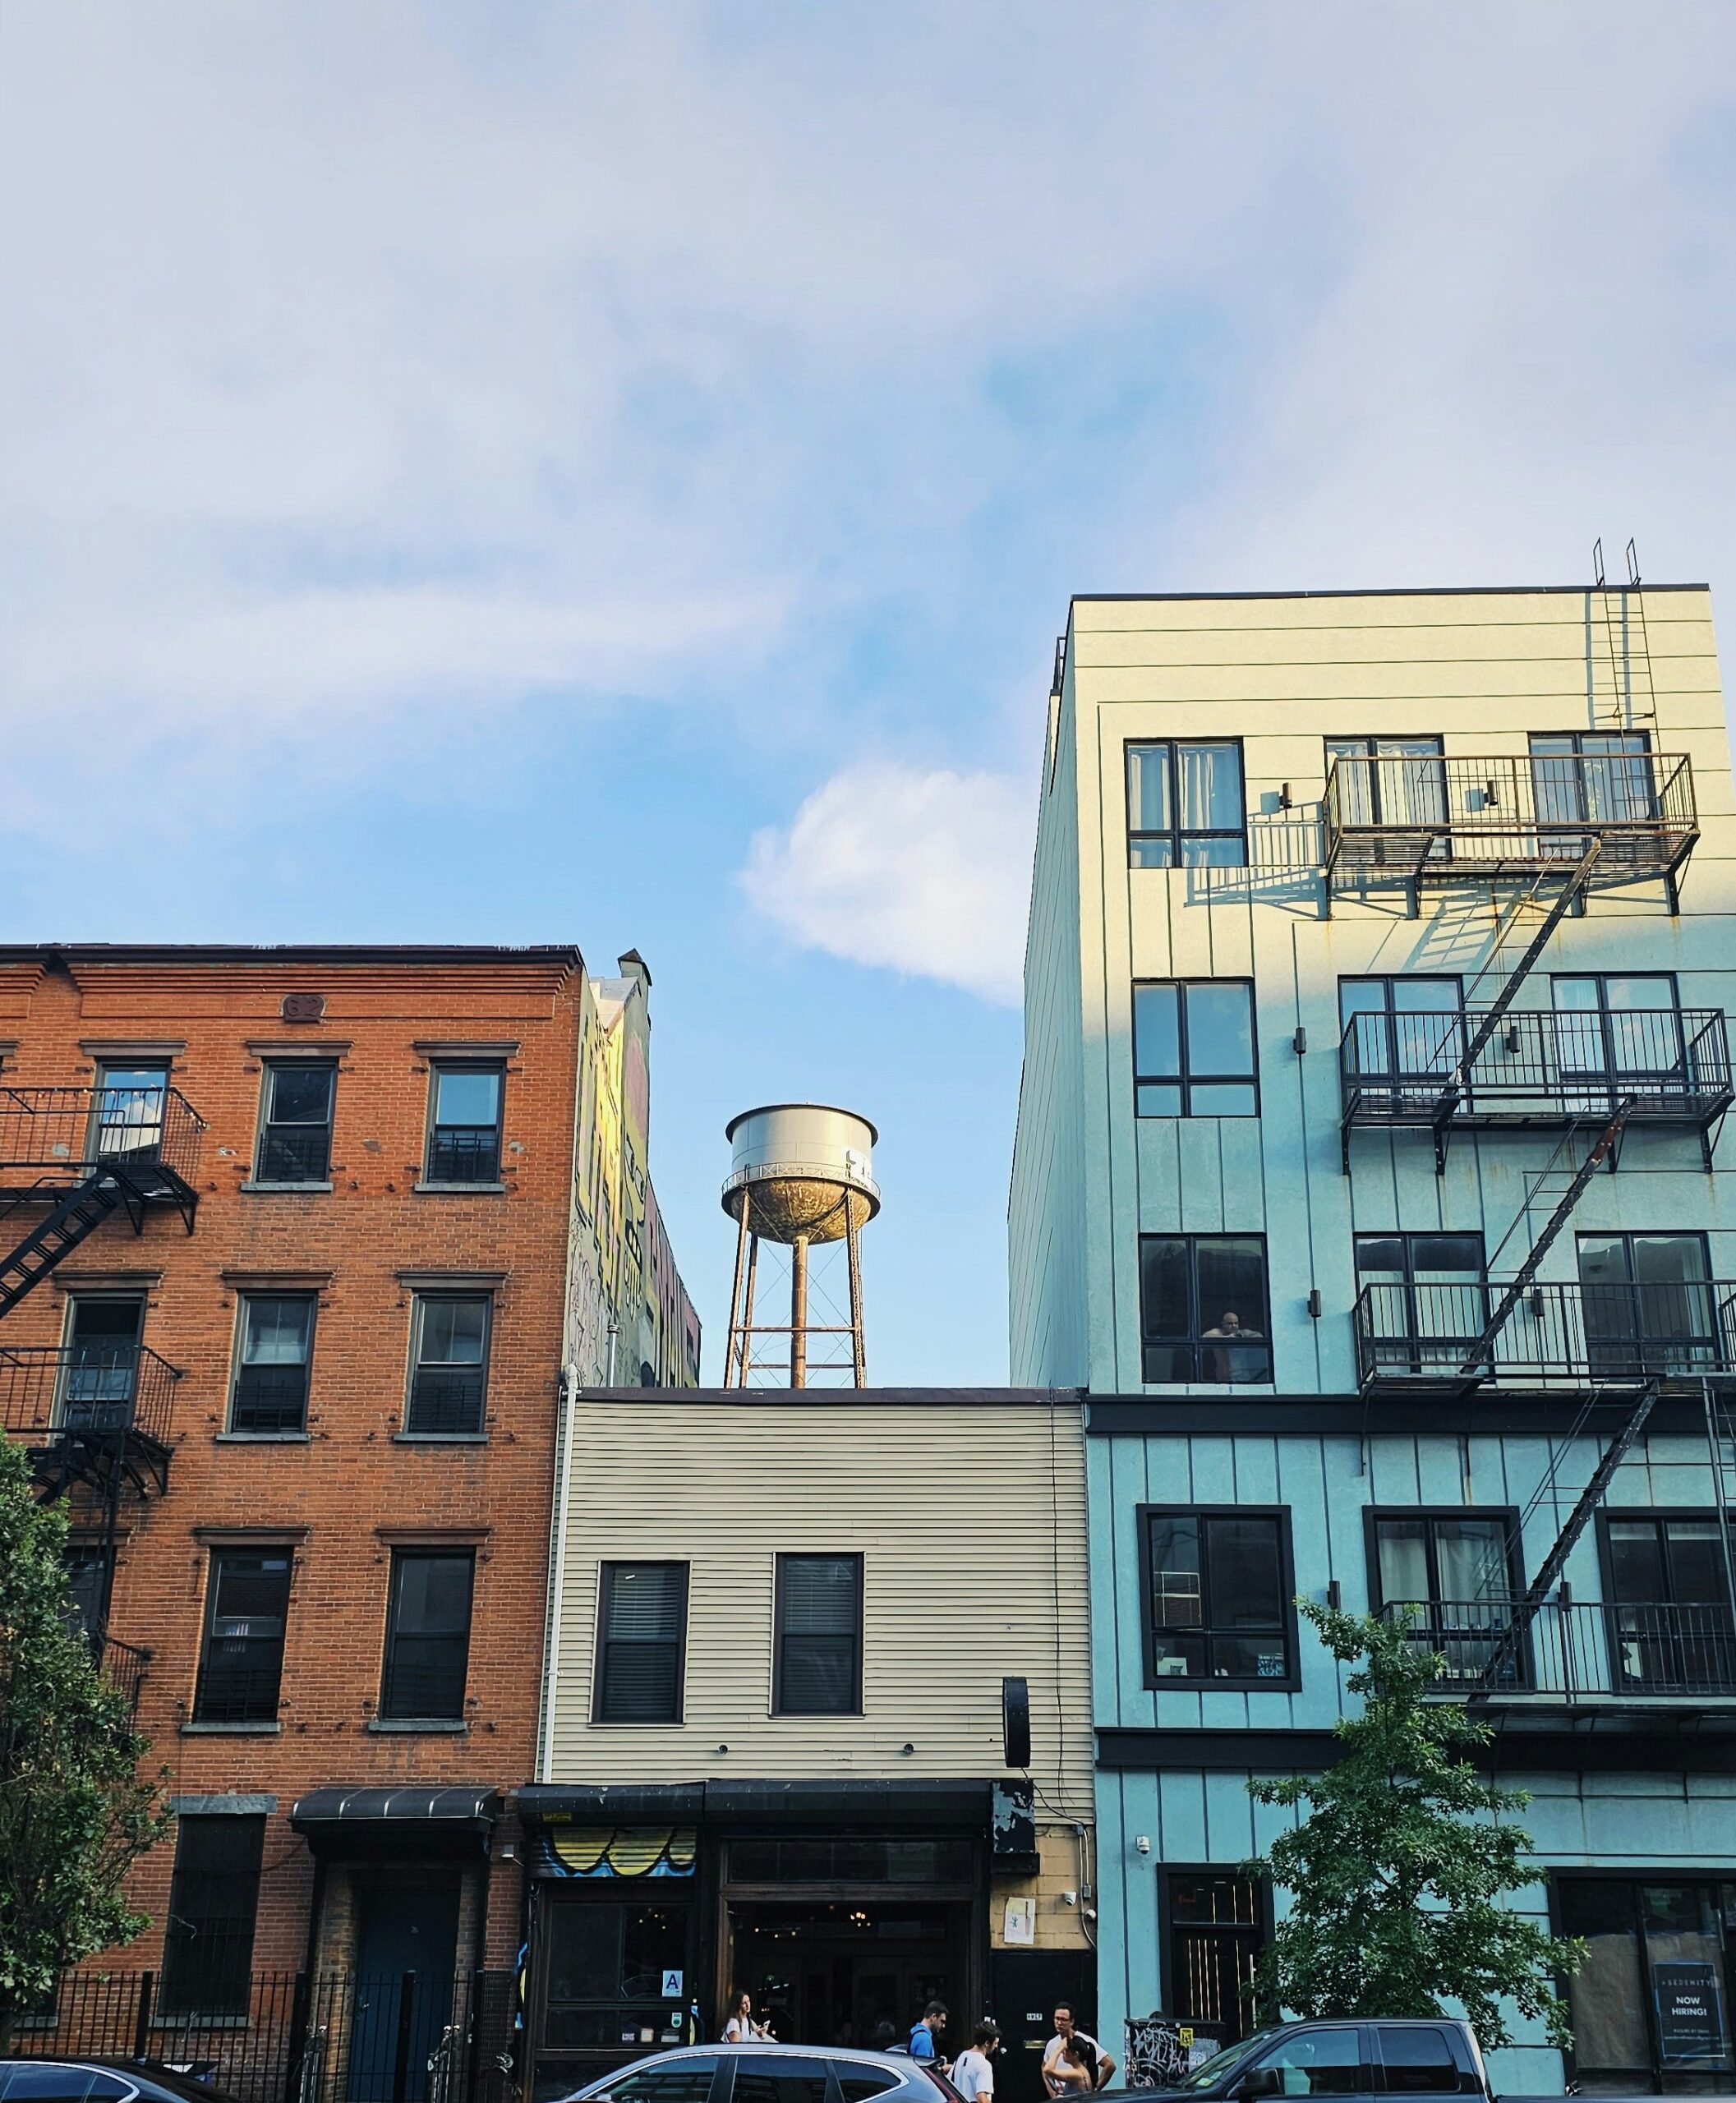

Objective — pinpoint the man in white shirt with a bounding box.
[951,2020,1001,2102]
[1043,2005,1117,2095]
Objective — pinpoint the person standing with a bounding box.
[724,1992,771,2043]
[951,2022,1001,2102]
[1043,2006,1117,2095]
[909,2001,950,2069]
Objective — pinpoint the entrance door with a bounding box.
[348,1867,463,2102]
[725,1899,965,2051]
[988,1950,1095,2103]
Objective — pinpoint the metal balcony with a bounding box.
[0,1343,181,1495]
[1384,1598,1736,1704]
[1323,751,1697,900]
[0,1084,205,1223]
[1353,1280,1736,1399]
[1340,1008,1733,1170]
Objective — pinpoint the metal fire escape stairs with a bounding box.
[0,1175,129,1319]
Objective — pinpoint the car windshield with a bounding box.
[1180,2032,1282,2091]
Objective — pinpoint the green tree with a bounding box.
[0,1438,169,2046]
[1245,1601,1581,2050]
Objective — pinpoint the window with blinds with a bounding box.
[594,1562,688,1723]
[774,1553,863,1716]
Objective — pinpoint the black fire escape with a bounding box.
[0,1082,203,1710]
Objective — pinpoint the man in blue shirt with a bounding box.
[909,2002,950,2069]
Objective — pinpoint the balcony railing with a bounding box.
[1385,1597,1736,1701]
[1323,751,1697,893]
[1353,1280,1736,1395]
[0,1084,205,1200]
[1341,1008,1733,1141]
[0,1344,181,1470]
[99,1636,151,1717]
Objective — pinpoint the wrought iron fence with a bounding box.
[0,1344,182,1450]
[0,1084,206,1190]
[8,1969,516,2103]
[1384,1598,1736,1700]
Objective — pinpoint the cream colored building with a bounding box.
[521,1387,1094,2098]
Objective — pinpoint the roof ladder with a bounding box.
[1430,841,1603,1171]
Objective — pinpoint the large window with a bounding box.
[159,1815,265,2016]
[229,1294,315,1434]
[255,1061,335,1184]
[380,1549,475,1721]
[1530,730,1655,835]
[594,1562,688,1723]
[192,1548,292,1724]
[1600,1512,1736,1697]
[405,1293,491,1434]
[426,1063,504,1185]
[58,1295,144,1432]
[1134,982,1258,1117]
[1553,974,1688,1102]
[1140,1507,1296,1687]
[1338,977,1463,1097]
[1577,1233,1720,1377]
[1354,1234,1486,1374]
[1138,1236,1270,1383]
[1126,742,1246,867]
[1324,735,1446,832]
[773,1554,863,1716]
[1368,1509,1519,1684]
[1557,1878,1735,2090]
[539,1898,694,2056]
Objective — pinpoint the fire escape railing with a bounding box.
[1382,1597,1736,1701]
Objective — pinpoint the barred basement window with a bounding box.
[159,1814,265,2016]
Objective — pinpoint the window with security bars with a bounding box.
[426,1063,504,1183]
[594,1562,688,1723]
[406,1294,491,1434]
[159,1814,265,2016]
[255,1061,335,1184]
[193,1548,292,1723]
[380,1549,475,1720]
[774,1553,863,1715]
[229,1294,315,1433]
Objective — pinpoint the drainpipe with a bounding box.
[536,1365,578,1783]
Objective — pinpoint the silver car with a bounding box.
[563,2040,960,2103]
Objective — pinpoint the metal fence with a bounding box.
[1385,1597,1736,1700]
[8,1969,517,2103]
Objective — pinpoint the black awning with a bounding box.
[291,1785,502,1857]
[517,1779,992,1829]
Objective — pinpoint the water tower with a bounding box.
[721,1104,879,1387]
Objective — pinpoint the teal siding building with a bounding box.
[1010,584,1736,2095]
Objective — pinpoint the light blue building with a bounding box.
[1009,582,1736,2096]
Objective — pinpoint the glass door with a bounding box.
[1355,1235,1487,1374]
[1578,1235,1719,1378]
[1604,1516,1736,1696]
[58,1295,144,1432]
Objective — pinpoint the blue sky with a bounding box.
[3,2,1735,1382]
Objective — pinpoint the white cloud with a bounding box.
[740,762,1031,1005]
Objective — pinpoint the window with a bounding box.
[229,1295,315,1434]
[1338,978,1463,1096]
[158,1813,265,2015]
[1138,1236,1270,1383]
[598,2068,717,2103]
[91,1062,169,1162]
[539,1903,696,2056]
[1141,1508,1295,1687]
[62,1543,113,1649]
[255,1061,335,1183]
[1530,730,1655,836]
[1249,2030,1364,2096]
[1600,1512,1736,1696]
[834,2074,900,2103]
[1368,1510,1519,1684]
[193,1548,292,1723]
[58,1295,144,1432]
[1126,742,1246,867]
[0,2072,136,2103]
[406,1294,491,1435]
[1164,1873,1265,2045]
[1134,982,1258,1116]
[1325,735,1446,833]
[774,1554,863,1715]
[380,1550,475,1721]
[734,2062,832,2103]
[1375,2028,1478,2096]
[1354,1235,1486,1374]
[1554,975,1689,1104]
[1577,1233,1720,1376]
[1557,1879,1736,2087]
[426,1063,504,1184]
[595,1562,688,1723]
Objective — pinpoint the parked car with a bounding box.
[0,2064,245,2103]
[562,2041,962,2103]
[1098,2017,1736,2103]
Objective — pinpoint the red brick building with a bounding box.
[0,944,697,2051]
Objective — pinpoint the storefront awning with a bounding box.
[290,1785,503,1857]
[517,1778,1005,1829]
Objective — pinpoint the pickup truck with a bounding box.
[1106,2014,1733,2103]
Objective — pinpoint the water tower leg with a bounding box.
[847,1217,866,1388]
[725,1202,751,1388]
[741,1232,761,1386]
[790,1236,809,1388]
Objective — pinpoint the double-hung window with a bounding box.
[380,1550,475,1721]
[193,1548,292,1723]
[1126,742,1246,867]
[1134,982,1258,1116]
[229,1294,315,1434]
[406,1293,491,1434]
[1141,1507,1296,1687]
[773,1554,863,1715]
[255,1061,335,1184]
[1138,1235,1270,1383]
[1553,973,1688,1104]
[159,1814,265,2016]
[426,1063,504,1184]
[594,1562,688,1723]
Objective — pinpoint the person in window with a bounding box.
[1201,1309,1264,1384]
[952,2020,1002,2102]
[909,2001,950,2068]
[723,1991,771,2043]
